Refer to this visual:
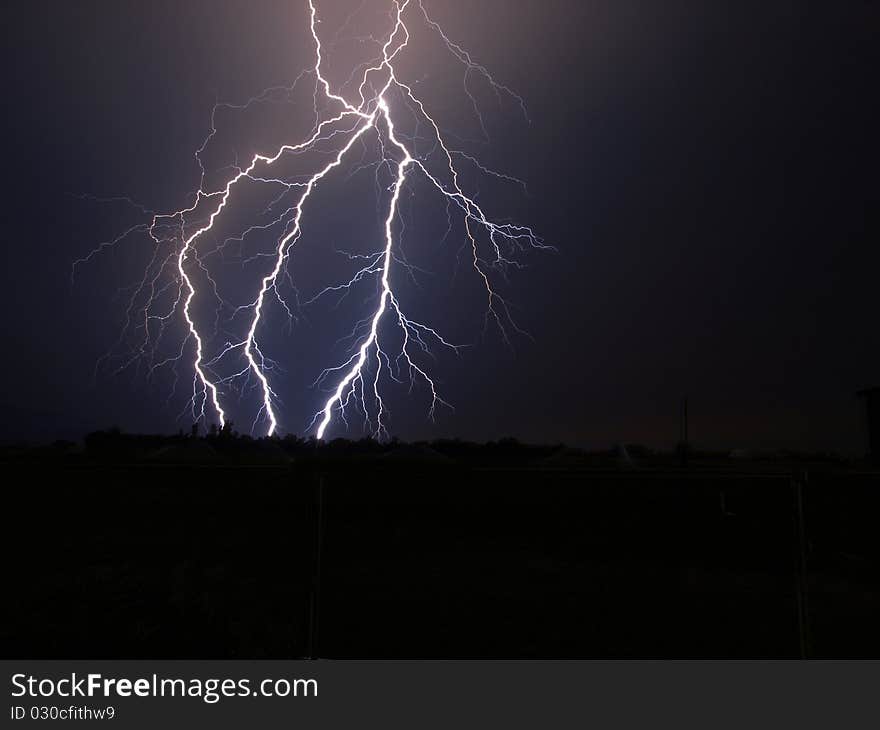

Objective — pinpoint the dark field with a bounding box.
[4,447,880,658]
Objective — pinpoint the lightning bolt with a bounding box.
[75,0,548,439]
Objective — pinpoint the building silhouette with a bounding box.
[857,387,880,464]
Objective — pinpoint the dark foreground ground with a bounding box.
[2,437,879,658]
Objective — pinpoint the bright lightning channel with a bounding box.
[74,0,548,440]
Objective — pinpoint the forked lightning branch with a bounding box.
[74,0,547,439]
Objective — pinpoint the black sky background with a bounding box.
[1,0,878,452]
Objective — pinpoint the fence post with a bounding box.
[792,470,811,658]
[308,472,326,659]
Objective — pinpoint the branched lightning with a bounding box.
[74,0,547,439]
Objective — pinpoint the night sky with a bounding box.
[1,0,878,452]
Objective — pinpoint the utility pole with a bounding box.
[678,396,689,467]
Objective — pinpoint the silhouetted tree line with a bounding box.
[73,426,566,467]
[0,425,853,469]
